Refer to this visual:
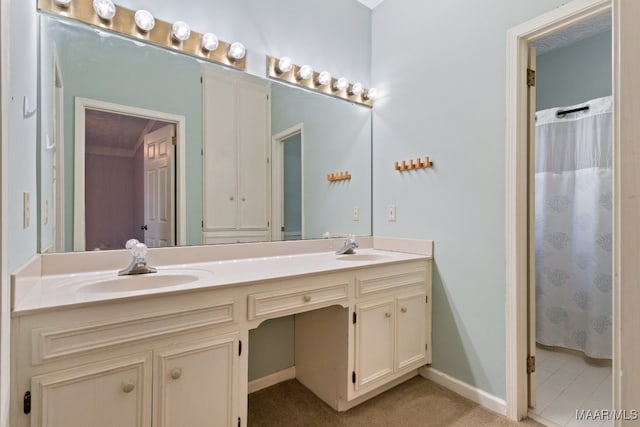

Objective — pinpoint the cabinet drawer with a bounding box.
[248,282,349,320]
[355,262,427,297]
[32,302,235,365]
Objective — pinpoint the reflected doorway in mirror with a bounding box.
[74,98,187,251]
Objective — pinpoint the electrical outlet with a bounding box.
[23,192,30,229]
[353,207,360,221]
[387,204,396,222]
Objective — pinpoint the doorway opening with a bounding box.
[271,124,304,241]
[504,0,614,421]
[73,98,187,251]
[527,14,613,425]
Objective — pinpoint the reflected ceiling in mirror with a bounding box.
[38,14,372,253]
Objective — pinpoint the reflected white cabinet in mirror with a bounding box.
[38,14,372,253]
[202,68,271,244]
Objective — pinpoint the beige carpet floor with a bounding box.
[248,376,543,427]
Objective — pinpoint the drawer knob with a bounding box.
[170,368,182,380]
[122,381,135,393]
[385,312,391,318]
[303,295,312,302]
[401,307,408,313]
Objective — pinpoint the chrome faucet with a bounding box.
[336,234,359,255]
[118,239,157,276]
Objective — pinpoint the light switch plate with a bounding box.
[387,204,396,222]
[353,207,360,221]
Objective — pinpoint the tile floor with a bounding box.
[529,345,612,427]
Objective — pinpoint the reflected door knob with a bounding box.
[140,225,148,230]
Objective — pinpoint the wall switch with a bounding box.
[353,207,360,221]
[23,192,30,229]
[387,204,396,222]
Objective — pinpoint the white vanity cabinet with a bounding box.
[202,67,271,245]
[13,291,242,427]
[29,352,153,427]
[294,259,432,411]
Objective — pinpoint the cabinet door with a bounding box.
[154,333,239,427]
[236,80,270,231]
[354,299,394,391]
[395,292,428,370]
[30,353,152,427]
[202,73,238,231]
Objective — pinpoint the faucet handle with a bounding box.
[125,239,140,250]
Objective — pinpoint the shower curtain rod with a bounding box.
[556,105,589,117]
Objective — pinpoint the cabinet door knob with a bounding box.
[241,197,246,202]
[170,368,182,380]
[122,381,135,393]
[385,312,391,318]
[303,295,312,302]
[229,195,235,201]
[401,307,408,313]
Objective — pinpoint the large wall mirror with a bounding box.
[38,14,372,253]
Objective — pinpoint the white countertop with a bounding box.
[12,248,430,315]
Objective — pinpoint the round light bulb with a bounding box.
[227,42,246,60]
[333,77,348,91]
[93,0,116,20]
[277,57,293,74]
[350,82,364,96]
[297,65,313,81]
[134,10,155,32]
[54,0,72,7]
[364,87,379,100]
[171,21,191,42]
[201,33,219,52]
[316,71,332,86]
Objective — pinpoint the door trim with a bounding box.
[504,0,613,420]
[271,123,304,241]
[73,97,187,251]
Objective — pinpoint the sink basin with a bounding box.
[336,254,390,261]
[81,273,200,293]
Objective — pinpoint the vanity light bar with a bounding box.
[38,0,247,70]
[267,56,375,107]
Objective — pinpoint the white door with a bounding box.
[154,334,239,427]
[237,80,270,231]
[30,353,152,427]
[526,47,537,408]
[143,124,175,248]
[202,73,237,231]
[354,299,394,392]
[395,292,428,371]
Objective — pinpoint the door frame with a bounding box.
[73,97,186,251]
[504,0,615,420]
[271,123,304,241]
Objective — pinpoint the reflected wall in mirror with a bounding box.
[38,14,372,253]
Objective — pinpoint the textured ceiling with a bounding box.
[85,109,168,154]
[532,12,611,55]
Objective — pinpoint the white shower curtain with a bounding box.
[535,96,613,360]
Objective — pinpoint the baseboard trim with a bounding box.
[419,366,506,416]
[248,367,296,394]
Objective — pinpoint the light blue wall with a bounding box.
[116,0,372,84]
[371,0,568,399]
[271,83,372,238]
[536,31,612,111]
[43,17,204,250]
[7,0,38,274]
[283,133,302,237]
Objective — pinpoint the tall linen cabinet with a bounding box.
[202,67,271,244]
